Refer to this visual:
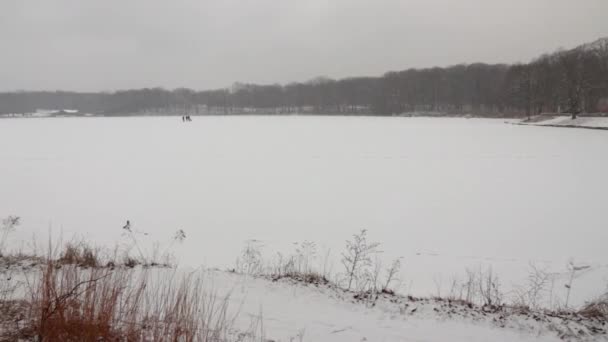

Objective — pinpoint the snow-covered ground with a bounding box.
[521,115,608,129]
[201,269,606,341]
[3,259,604,342]
[1,116,607,311]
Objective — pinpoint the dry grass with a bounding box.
[271,271,330,287]
[21,258,239,341]
[57,242,100,268]
[0,299,29,341]
[27,261,135,340]
[579,297,608,320]
[123,255,141,268]
[54,241,171,269]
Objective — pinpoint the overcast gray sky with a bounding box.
[1,0,607,92]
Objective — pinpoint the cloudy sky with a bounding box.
[1,0,607,92]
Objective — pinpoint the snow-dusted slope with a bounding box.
[4,261,604,342]
[201,269,605,342]
[520,116,608,129]
[539,116,608,128]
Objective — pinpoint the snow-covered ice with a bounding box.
[1,116,607,308]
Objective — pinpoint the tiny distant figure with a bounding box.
[123,220,131,232]
[174,229,186,242]
[186,115,192,122]
[181,116,185,122]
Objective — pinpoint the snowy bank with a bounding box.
[213,269,608,342]
[2,257,606,342]
[517,116,608,130]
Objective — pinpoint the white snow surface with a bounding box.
[1,116,607,309]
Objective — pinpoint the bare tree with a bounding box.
[557,49,586,118]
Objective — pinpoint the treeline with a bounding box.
[1,37,607,117]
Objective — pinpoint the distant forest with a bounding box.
[2,37,607,117]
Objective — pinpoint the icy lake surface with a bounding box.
[1,116,607,304]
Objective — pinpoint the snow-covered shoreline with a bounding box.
[215,269,608,341]
[516,115,608,130]
[2,257,606,342]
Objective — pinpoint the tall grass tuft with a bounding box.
[25,257,238,341]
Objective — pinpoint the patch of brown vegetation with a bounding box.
[20,260,236,341]
[579,297,608,321]
[271,271,330,287]
[58,243,99,268]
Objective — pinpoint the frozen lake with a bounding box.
[1,116,607,305]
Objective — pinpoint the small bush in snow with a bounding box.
[340,229,380,291]
[235,240,263,275]
[478,266,503,307]
[382,258,402,293]
[579,295,608,320]
[58,242,99,268]
[513,262,551,310]
[0,216,20,256]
